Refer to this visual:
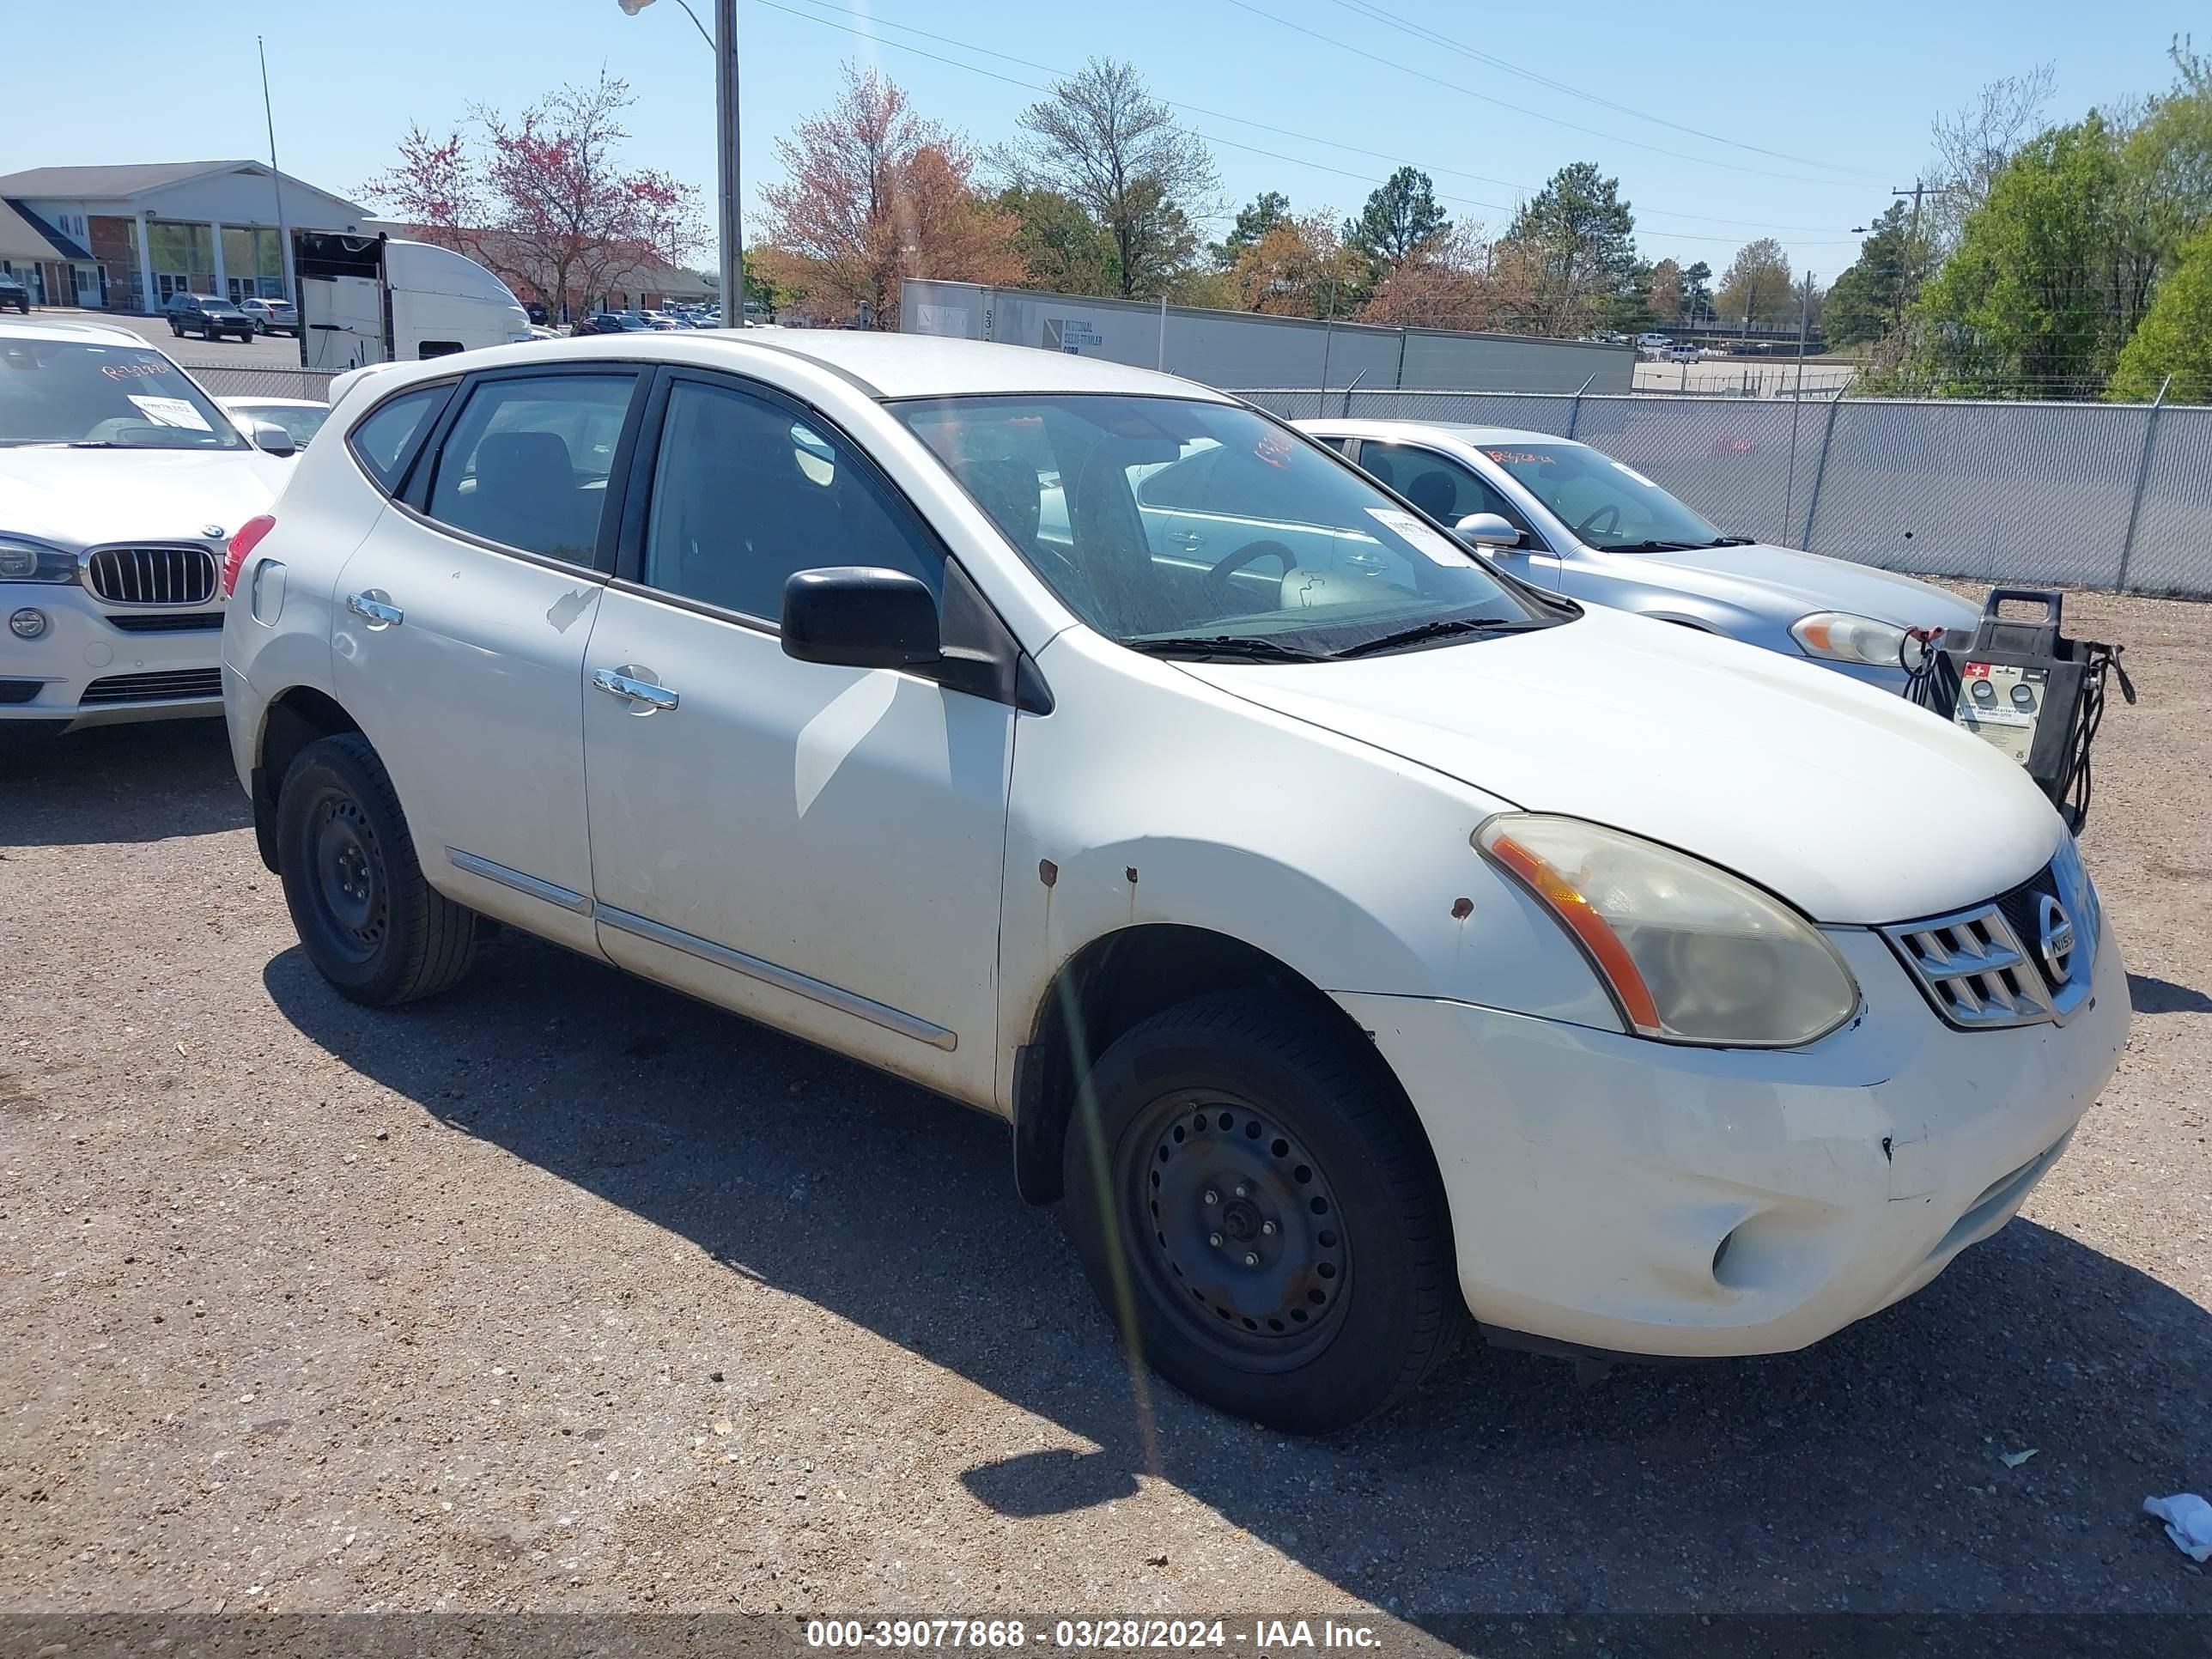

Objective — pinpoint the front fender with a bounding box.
[994,630,1623,1111]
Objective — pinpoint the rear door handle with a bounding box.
[592,665,680,713]
[345,590,403,628]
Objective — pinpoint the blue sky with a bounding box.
[1,0,2193,283]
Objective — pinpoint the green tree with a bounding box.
[1646,258,1683,324]
[2109,221,2212,403]
[1680,259,1715,322]
[1211,191,1291,267]
[1346,167,1449,270]
[1915,113,2134,397]
[1821,203,1929,347]
[1498,162,1638,336]
[1717,238,1794,330]
[994,185,1121,295]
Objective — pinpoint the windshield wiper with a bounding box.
[1600,538,1706,552]
[1332,616,1552,659]
[1125,634,1333,663]
[1700,535,1757,546]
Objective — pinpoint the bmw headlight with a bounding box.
[0,535,79,584]
[1476,813,1860,1048]
[1790,611,1922,670]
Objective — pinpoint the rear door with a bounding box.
[301,275,389,372]
[329,365,646,952]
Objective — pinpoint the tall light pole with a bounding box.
[258,36,289,301]
[617,0,741,319]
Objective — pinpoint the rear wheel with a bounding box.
[275,732,478,1006]
[1060,993,1467,1433]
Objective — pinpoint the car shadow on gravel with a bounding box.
[0,719,243,845]
[265,932,2212,1616]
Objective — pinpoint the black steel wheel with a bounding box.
[1122,1091,1352,1364]
[275,732,478,1006]
[1061,991,1467,1433]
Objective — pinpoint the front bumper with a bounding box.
[1340,920,2129,1358]
[0,587,225,729]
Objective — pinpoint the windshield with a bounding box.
[896,394,1555,657]
[1475,440,1726,550]
[228,402,330,447]
[0,339,246,450]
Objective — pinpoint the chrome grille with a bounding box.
[1881,850,2099,1031]
[83,544,219,607]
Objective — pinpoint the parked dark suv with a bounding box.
[165,293,256,343]
[0,272,29,314]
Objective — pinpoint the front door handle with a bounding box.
[592,665,680,713]
[346,590,403,628]
[1167,530,1206,550]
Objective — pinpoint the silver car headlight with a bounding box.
[1476,813,1860,1048]
[1790,611,1923,670]
[0,534,79,584]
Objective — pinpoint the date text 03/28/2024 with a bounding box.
[803,1620,1382,1650]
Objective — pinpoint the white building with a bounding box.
[0,161,369,313]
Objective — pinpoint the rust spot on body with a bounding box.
[1037,860,1058,888]
[1450,896,1474,920]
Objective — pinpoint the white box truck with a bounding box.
[293,231,533,372]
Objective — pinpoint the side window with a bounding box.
[641,379,942,622]
[1378,447,1530,535]
[347,386,450,494]
[1133,441,1220,508]
[424,373,636,563]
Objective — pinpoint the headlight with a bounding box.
[1476,813,1860,1048]
[0,535,79,584]
[1790,611,1921,670]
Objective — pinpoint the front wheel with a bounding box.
[275,732,479,1006]
[1060,993,1467,1433]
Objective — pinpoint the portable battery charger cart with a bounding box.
[1905,587,2135,833]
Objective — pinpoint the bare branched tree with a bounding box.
[1006,58,1219,299]
[1926,64,2058,247]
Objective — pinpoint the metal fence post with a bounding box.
[2115,374,2171,593]
[1798,387,1846,551]
[1565,373,1595,439]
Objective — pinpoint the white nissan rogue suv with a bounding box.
[219,332,2128,1432]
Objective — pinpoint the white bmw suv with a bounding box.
[1,319,293,736]
[220,331,2126,1432]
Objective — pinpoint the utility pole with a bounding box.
[1795,270,1816,399]
[1890,179,1953,244]
[618,0,740,320]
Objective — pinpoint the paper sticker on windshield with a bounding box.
[1366,507,1468,565]
[128,395,211,431]
[1608,459,1659,489]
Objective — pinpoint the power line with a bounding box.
[758,0,1864,246]
[1216,0,1877,187]
[1328,0,1856,173]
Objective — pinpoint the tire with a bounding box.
[168,319,184,336]
[274,732,479,1006]
[1060,992,1468,1434]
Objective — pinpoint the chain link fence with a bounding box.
[179,365,337,402]
[1239,388,2212,599]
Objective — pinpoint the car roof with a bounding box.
[1295,417,1575,448]
[356,331,1237,403]
[0,315,154,346]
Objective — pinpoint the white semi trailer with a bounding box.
[294,232,532,372]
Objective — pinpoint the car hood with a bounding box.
[0,445,285,546]
[1176,605,2059,925]
[1622,541,1983,631]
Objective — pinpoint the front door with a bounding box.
[331,365,643,952]
[1357,441,1563,589]
[580,371,1012,1102]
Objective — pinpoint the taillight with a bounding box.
[222,514,276,597]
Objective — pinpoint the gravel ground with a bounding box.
[3,586,2209,1633]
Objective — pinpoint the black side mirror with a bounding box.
[781,567,940,670]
